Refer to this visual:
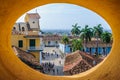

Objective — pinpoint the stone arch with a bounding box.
[0,0,120,80]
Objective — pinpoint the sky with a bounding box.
[16,3,111,30]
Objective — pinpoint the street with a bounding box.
[41,47,65,76]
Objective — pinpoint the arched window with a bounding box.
[32,21,35,24]
[22,27,25,31]
[13,27,16,30]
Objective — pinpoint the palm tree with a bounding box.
[71,39,83,52]
[71,23,81,36]
[93,24,103,55]
[80,25,93,52]
[61,35,69,53]
[101,31,111,55]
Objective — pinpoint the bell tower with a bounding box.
[24,13,40,32]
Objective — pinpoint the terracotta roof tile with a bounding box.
[27,13,40,19]
[79,51,94,60]
[12,46,41,66]
[63,51,82,71]
[63,50,93,72]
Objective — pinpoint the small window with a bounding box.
[13,27,16,30]
[32,21,35,24]
[18,40,23,48]
[48,41,50,45]
[22,27,25,31]
[56,41,58,44]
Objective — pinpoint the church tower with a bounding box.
[24,13,40,32]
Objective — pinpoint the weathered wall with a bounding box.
[0,0,120,80]
[11,35,27,50]
[31,52,40,62]
[11,35,41,61]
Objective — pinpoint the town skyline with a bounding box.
[12,11,112,76]
[16,3,111,31]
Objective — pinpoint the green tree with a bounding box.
[101,31,112,55]
[93,24,103,55]
[71,39,83,52]
[80,25,93,52]
[61,35,69,53]
[71,23,81,36]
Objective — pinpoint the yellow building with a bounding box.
[11,13,42,62]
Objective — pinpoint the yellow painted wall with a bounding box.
[36,38,40,48]
[24,14,29,22]
[0,0,120,80]
[11,35,27,51]
[11,35,40,61]
[11,35,40,50]
[27,31,39,35]
[27,38,40,62]
[26,38,40,49]
[31,52,40,62]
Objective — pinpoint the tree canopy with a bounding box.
[71,23,81,36]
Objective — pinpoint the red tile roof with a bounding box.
[43,35,62,41]
[63,50,104,75]
[63,51,83,71]
[12,46,44,73]
[63,50,94,72]
[79,51,94,60]
[12,46,41,66]
[27,13,40,19]
[63,57,82,72]
[42,35,79,41]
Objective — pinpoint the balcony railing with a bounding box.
[24,35,43,38]
[27,46,43,52]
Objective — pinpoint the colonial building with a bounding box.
[11,13,42,62]
[59,38,112,55]
[59,43,72,54]
[42,34,61,47]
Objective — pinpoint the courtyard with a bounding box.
[41,47,65,76]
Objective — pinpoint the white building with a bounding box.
[59,43,72,54]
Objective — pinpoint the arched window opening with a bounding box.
[13,27,16,30]
[11,3,112,76]
[22,27,25,31]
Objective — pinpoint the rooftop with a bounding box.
[26,13,40,19]
[63,50,94,72]
[12,46,43,72]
